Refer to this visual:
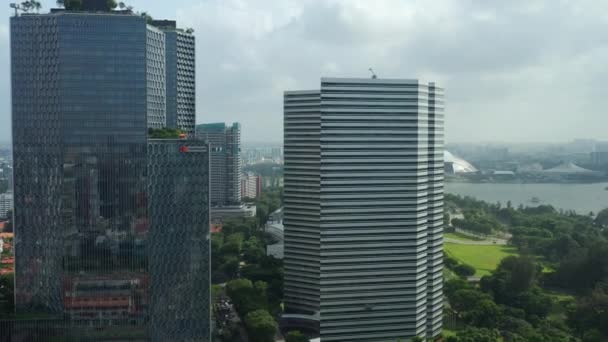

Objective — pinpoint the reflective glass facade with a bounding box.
[11,11,209,341]
[148,140,210,341]
[12,14,150,331]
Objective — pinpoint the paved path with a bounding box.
[444,237,507,246]
[455,227,512,241]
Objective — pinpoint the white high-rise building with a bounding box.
[283,77,444,341]
[0,192,12,219]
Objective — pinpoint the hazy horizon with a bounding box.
[0,136,608,147]
[1,0,608,144]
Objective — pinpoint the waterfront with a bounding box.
[446,182,608,214]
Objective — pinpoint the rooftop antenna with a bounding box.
[368,67,377,79]
[10,3,20,16]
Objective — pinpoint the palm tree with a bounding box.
[140,11,153,24]
[19,0,42,12]
[32,0,42,13]
[20,1,32,12]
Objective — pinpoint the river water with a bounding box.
[445,182,608,214]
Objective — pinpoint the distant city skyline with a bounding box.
[1,0,608,144]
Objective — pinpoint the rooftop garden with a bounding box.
[148,128,185,139]
[57,0,118,12]
[15,1,195,33]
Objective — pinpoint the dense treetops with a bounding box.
[445,194,608,341]
[285,331,308,342]
[244,309,277,342]
[57,0,117,11]
[212,188,283,341]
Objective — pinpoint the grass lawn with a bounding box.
[445,242,518,276]
[444,232,484,241]
[442,329,458,338]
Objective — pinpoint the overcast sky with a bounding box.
[1,0,607,144]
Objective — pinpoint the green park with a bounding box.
[444,242,518,276]
[441,193,608,341]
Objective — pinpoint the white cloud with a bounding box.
[175,0,608,143]
[2,0,607,143]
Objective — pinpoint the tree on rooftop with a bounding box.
[140,11,153,24]
[20,1,42,13]
[59,0,83,10]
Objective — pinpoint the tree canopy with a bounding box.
[446,194,608,341]
[244,309,277,342]
[596,208,608,227]
[285,330,308,342]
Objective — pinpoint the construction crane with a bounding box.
[368,68,378,79]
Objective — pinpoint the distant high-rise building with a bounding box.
[10,6,208,340]
[283,78,445,341]
[196,123,242,206]
[151,20,196,134]
[241,172,262,199]
[271,147,283,163]
[1,163,13,191]
[148,139,210,341]
[0,192,12,219]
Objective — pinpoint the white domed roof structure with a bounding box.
[444,151,478,174]
[543,162,598,174]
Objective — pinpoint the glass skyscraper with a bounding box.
[148,140,210,341]
[10,7,208,341]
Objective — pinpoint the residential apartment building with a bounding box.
[241,172,262,199]
[283,77,444,341]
